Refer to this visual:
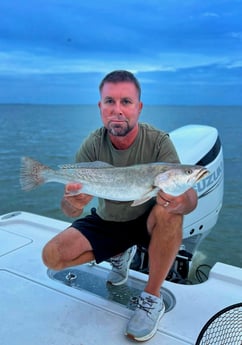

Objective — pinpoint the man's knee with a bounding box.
[147,204,183,235]
[42,240,62,270]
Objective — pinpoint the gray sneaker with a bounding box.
[125,291,165,341]
[107,246,137,286]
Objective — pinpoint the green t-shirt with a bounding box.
[76,123,180,221]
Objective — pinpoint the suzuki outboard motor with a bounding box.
[171,125,224,252]
[169,124,224,280]
[132,125,224,282]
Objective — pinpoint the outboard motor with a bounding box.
[171,125,224,251]
[132,125,224,282]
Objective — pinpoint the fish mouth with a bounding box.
[197,167,210,181]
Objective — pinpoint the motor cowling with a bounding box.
[170,124,224,255]
[131,125,224,282]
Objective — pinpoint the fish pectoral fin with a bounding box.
[131,196,152,207]
[131,187,160,207]
[153,171,170,186]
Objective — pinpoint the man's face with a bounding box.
[98,82,143,137]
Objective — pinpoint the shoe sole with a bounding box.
[108,245,137,286]
[125,303,165,341]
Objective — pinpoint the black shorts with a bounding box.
[71,208,151,263]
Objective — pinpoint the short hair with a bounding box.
[99,70,141,99]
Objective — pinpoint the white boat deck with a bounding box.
[1,211,241,345]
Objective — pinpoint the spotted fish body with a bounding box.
[20,156,209,206]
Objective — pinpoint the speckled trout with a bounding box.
[20,156,209,206]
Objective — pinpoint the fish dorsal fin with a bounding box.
[58,161,114,169]
[131,186,160,207]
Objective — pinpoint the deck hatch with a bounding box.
[48,263,176,312]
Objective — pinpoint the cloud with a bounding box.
[0,0,241,104]
[228,31,242,40]
[226,60,242,69]
[202,12,220,18]
[0,49,238,77]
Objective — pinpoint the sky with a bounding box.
[0,0,242,105]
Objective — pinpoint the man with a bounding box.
[42,70,197,341]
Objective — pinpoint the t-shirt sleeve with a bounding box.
[156,133,180,164]
[75,132,98,162]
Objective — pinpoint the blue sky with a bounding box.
[0,0,242,105]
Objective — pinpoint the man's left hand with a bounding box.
[156,189,198,215]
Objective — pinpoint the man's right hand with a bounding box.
[61,183,93,217]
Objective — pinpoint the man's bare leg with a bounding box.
[42,227,94,270]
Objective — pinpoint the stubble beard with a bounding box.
[107,121,133,137]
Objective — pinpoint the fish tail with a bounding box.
[20,156,51,191]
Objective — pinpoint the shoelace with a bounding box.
[133,296,157,315]
[110,254,125,270]
[110,249,133,270]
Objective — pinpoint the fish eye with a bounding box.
[185,168,193,175]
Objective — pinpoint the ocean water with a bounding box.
[0,104,241,269]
